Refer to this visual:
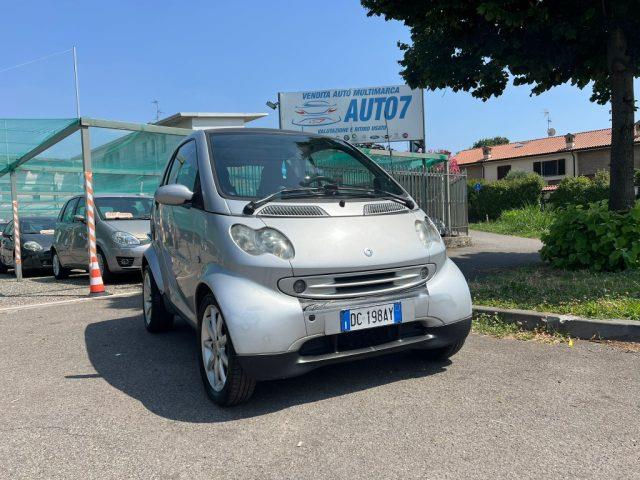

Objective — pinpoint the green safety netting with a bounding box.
[0,121,186,221]
[0,119,446,222]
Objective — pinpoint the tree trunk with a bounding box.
[607,27,636,212]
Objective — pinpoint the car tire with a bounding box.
[52,250,69,280]
[142,266,173,333]
[96,249,112,283]
[198,293,255,406]
[0,257,7,274]
[414,338,467,361]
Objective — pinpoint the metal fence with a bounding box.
[390,169,469,236]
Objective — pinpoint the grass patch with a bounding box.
[470,265,640,321]
[472,313,568,344]
[470,204,555,238]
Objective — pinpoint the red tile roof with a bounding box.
[454,128,640,166]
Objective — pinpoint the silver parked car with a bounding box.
[143,129,472,406]
[52,194,152,280]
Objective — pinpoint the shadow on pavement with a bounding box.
[451,250,541,280]
[82,295,449,422]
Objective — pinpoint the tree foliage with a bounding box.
[472,136,510,148]
[361,0,639,103]
[362,0,639,211]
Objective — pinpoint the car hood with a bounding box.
[260,211,430,275]
[102,219,150,237]
[21,232,54,250]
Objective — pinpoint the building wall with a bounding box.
[577,145,640,176]
[463,164,483,179]
[480,152,575,182]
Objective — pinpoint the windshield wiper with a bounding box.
[322,185,415,210]
[243,187,325,215]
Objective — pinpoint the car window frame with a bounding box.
[60,197,79,223]
[163,139,204,210]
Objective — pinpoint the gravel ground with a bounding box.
[0,270,141,309]
[0,294,638,479]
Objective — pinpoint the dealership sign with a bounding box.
[278,85,424,143]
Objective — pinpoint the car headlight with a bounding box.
[230,224,294,260]
[415,219,442,248]
[112,231,141,247]
[23,241,43,252]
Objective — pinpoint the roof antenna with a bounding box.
[152,100,163,122]
[543,109,556,136]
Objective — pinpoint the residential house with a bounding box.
[455,125,640,185]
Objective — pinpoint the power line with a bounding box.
[0,48,73,75]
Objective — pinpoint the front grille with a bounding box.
[257,204,328,217]
[278,264,435,299]
[299,322,428,357]
[363,202,407,215]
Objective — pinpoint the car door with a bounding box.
[1,221,14,266]
[158,140,201,316]
[69,198,89,268]
[55,198,78,265]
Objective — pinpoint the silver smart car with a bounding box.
[52,194,152,280]
[143,129,472,406]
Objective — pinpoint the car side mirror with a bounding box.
[73,215,86,223]
[155,184,194,206]
[1,232,10,238]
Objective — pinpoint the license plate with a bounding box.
[340,302,402,332]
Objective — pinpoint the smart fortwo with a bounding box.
[143,129,472,406]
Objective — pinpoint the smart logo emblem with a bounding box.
[363,248,373,257]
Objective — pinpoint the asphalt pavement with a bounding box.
[449,230,543,279]
[0,294,638,479]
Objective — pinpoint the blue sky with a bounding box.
[0,0,635,153]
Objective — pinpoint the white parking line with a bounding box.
[0,290,141,313]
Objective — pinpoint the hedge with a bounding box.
[467,173,544,221]
[540,201,640,271]
[547,171,609,208]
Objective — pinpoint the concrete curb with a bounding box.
[473,305,640,342]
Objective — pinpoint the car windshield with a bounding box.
[95,197,152,221]
[21,218,56,234]
[208,132,405,199]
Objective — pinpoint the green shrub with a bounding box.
[634,169,640,186]
[467,173,544,221]
[504,169,531,180]
[548,172,609,208]
[471,205,555,238]
[540,201,640,271]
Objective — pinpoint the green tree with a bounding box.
[472,136,510,149]
[362,0,639,211]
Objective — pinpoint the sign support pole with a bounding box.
[445,156,452,234]
[80,126,106,295]
[10,170,22,282]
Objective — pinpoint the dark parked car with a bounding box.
[0,216,57,275]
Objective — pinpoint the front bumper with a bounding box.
[104,243,149,273]
[22,250,52,270]
[238,316,472,381]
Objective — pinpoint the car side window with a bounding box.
[166,140,204,209]
[75,198,86,219]
[61,198,78,223]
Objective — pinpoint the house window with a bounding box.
[533,159,566,177]
[497,165,511,180]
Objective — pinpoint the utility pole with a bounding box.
[72,46,80,117]
[152,100,163,122]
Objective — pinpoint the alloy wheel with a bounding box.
[142,270,152,325]
[201,305,229,392]
[52,254,60,277]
